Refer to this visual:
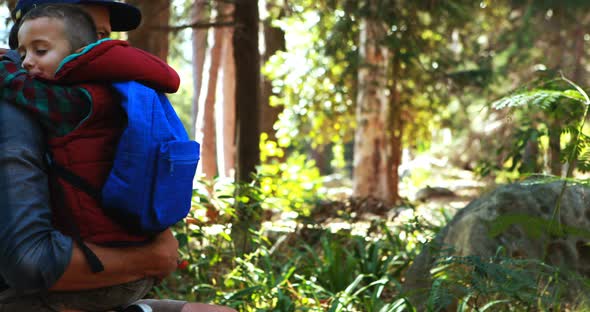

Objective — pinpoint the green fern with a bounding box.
[426,279,455,312]
[429,254,589,310]
[491,89,585,110]
[577,149,590,172]
[491,77,590,234]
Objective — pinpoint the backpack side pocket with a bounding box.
[151,140,200,232]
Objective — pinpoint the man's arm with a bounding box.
[0,103,70,291]
[0,103,178,292]
[51,229,179,291]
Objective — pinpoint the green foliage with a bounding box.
[155,195,436,310]
[265,0,484,165]
[166,68,195,136]
[298,234,370,294]
[153,176,590,311]
[491,89,581,111]
[428,253,590,311]
[263,9,356,150]
[258,133,324,216]
[488,77,590,177]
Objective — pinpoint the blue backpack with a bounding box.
[100,81,200,234]
[48,81,199,272]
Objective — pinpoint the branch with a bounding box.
[162,21,236,32]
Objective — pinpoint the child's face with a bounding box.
[17,17,72,79]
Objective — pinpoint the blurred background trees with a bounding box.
[5,0,589,206]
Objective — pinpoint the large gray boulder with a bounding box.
[403,180,590,304]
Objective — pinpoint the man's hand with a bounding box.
[141,229,179,279]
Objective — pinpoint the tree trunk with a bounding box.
[126,0,170,61]
[233,0,260,183]
[219,3,236,178]
[231,0,261,256]
[352,2,392,203]
[191,1,209,139]
[389,54,402,203]
[521,132,540,174]
[196,6,225,180]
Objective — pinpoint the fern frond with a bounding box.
[576,149,590,172]
[578,132,590,147]
[562,89,588,103]
[561,125,578,135]
[492,89,585,111]
[562,140,584,163]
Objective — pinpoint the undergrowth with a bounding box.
[151,75,590,310]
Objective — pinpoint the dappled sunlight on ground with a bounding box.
[196,155,493,240]
[397,154,491,228]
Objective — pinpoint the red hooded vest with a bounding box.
[48,40,180,244]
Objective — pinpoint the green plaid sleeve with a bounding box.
[0,61,92,136]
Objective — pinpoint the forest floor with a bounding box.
[396,154,491,228]
[262,154,493,239]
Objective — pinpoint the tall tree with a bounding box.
[231,0,261,256]
[267,0,479,203]
[195,1,236,180]
[126,0,171,60]
[233,0,260,183]
[191,0,209,139]
[389,56,403,203]
[352,1,392,202]
[195,6,225,180]
[219,3,236,178]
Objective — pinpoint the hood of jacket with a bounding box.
[54,39,179,93]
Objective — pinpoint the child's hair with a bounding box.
[18,4,98,51]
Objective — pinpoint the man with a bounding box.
[0,1,235,311]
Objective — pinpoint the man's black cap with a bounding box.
[14,0,141,31]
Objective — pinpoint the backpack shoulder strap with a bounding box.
[45,152,104,273]
[45,153,101,200]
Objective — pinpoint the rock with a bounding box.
[414,186,456,202]
[403,180,590,306]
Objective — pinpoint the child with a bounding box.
[2,4,180,311]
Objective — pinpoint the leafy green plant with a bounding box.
[301,234,360,293]
[491,76,590,177]
[491,76,590,232]
[151,218,235,304]
[259,133,324,216]
[223,246,300,311]
[427,253,590,311]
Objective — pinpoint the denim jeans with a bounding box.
[0,278,188,312]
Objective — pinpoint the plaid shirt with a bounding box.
[0,61,91,137]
